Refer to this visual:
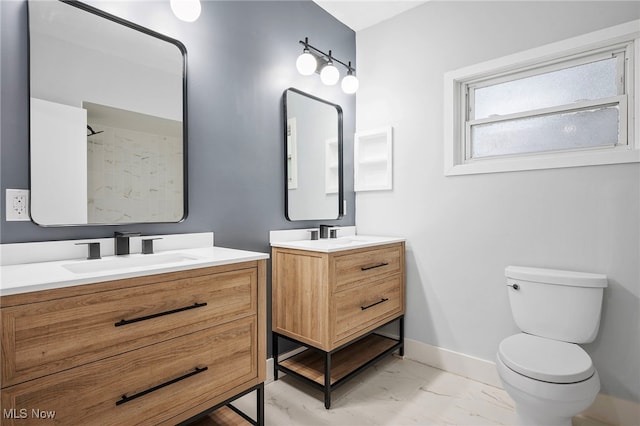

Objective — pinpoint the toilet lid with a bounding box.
[498,333,594,383]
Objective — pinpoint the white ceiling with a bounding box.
[313,0,427,32]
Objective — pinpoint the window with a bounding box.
[444,20,639,176]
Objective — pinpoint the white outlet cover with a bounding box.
[6,189,31,221]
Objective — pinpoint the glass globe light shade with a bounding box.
[341,74,359,94]
[171,0,201,22]
[320,63,340,86]
[296,51,317,76]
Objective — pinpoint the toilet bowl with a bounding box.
[496,333,600,426]
[497,266,607,426]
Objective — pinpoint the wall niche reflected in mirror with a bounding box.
[284,88,344,221]
[28,0,187,226]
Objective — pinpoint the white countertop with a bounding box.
[270,235,405,253]
[0,246,268,296]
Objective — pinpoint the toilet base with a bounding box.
[515,407,572,426]
[496,354,599,426]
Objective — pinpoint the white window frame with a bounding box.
[444,20,640,176]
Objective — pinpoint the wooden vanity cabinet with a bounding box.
[271,242,405,408]
[0,260,266,426]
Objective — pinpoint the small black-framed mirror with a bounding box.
[283,88,344,221]
[28,0,188,226]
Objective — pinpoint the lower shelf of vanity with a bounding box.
[188,403,257,426]
[179,382,264,426]
[280,334,398,385]
[273,316,404,409]
[191,407,246,426]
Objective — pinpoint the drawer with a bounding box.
[1,268,257,387]
[0,317,258,426]
[333,275,403,344]
[333,244,402,293]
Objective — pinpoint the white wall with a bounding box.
[30,98,88,225]
[356,1,640,403]
[30,33,182,121]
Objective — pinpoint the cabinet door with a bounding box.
[1,268,257,386]
[333,276,403,345]
[1,317,258,426]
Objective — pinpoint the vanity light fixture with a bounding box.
[170,0,201,22]
[320,51,340,86]
[341,62,359,94]
[296,43,317,76]
[296,37,358,94]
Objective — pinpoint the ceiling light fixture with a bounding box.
[170,0,201,22]
[296,37,358,94]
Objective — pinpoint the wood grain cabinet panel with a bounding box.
[272,242,405,351]
[272,251,329,348]
[0,259,267,425]
[1,318,257,426]
[1,268,257,387]
[334,245,402,293]
[333,275,403,345]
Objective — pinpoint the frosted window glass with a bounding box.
[470,106,619,158]
[474,58,618,119]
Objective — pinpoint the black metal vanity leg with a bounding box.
[324,351,331,409]
[257,383,264,426]
[273,333,279,381]
[399,316,405,357]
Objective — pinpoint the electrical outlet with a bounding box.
[6,189,30,221]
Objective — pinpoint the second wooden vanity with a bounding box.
[1,255,267,425]
[271,238,405,408]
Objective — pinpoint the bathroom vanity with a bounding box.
[0,236,268,425]
[270,232,405,408]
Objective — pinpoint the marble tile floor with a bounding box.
[232,356,610,426]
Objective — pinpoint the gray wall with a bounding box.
[355,1,640,403]
[0,0,356,356]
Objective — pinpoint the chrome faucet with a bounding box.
[114,232,140,255]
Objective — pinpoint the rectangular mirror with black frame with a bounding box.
[28,0,187,226]
[283,88,344,221]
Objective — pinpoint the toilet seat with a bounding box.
[498,333,594,383]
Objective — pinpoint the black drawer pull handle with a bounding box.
[361,262,389,271]
[361,298,389,310]
[115,302,207,327]
[116,366,208,406]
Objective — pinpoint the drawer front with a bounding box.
[333,244,402,293]
[333,275,403,344]
[1,268,256,387]
[0,317,258,426]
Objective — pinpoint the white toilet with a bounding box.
[497,266,608,426]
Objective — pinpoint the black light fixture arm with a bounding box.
[299,38,355,73]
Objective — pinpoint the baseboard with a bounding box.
[404,338,503,388]
[265,346,307,385]
[266,357,274,384]
[404,338,640,426]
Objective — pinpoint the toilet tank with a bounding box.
[505,266,607,344]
